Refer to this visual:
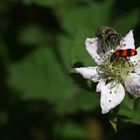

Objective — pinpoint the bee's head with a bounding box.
[107,33,121,46]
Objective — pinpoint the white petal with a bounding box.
[135,64,140,75]
[119,30,135,49]
[124,73,140,96]
[97,80,125,114]
[72,67,102,82]
[85,38,103,65]
[130,47,140,66]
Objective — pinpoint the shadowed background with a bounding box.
[0,0,140,140]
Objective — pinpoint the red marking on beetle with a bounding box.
[122,50,127,56]
[131,49,137,56]
[115,51,120,56]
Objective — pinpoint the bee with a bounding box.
[110,49,137,62]
[96,26,121,46]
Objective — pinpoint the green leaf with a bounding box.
[109,117,118,132]
[75,91,99,111]
[59,28,95,71]
[114,10,139,33]
[55,98,79,114]
[18,25,47,46]
[118,95,140,125]
[7,47,74,103]
[62,0,114,34]
[118,94,134,119]
[55,90,99,115]
[129,99,140,124]
[8,46,99,115]
[54,121,88,138]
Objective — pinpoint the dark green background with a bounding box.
[0,0,140,139]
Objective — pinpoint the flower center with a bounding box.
[100,53,135,82]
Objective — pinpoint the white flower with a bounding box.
[73,30,140,114]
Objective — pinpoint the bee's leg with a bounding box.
[101,44,106,53]
[104,42,111,52]
[100,42,109,54]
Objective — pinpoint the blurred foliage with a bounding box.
[1,0,140,139]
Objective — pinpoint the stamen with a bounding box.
[100,51,136,82]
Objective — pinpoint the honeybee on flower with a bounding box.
[72,27,140,114]
[96,26,121,46]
